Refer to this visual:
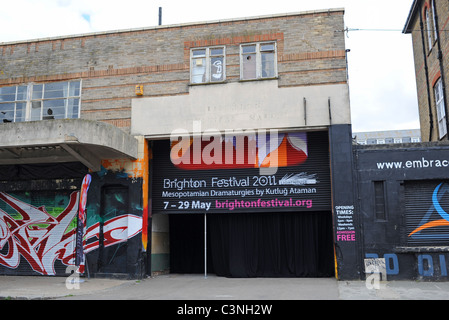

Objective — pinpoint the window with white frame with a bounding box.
[435,78,447,139]
[190,47,225,84]
[0,80,81,123]
[0,85,27,123]
[240,42,277,80]
[426,8,433,51]
[432,0,438,42]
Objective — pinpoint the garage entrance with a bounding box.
[169,211,335,278]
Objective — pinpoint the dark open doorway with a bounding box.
[169,212,335,278]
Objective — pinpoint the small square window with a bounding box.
[240,42,277,81]
[190,47,225,84]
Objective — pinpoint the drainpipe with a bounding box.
[432,2,449,140]
[419,9,434,141]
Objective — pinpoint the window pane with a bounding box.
[242,53,256,79]
[435,80,443,103]
[69,81,81,97]
[0,86,16,102]
[432,0,438,40]
[67,99,80,118]
[260,43,275,51]
[211,57,224,82]
[31,101,42,121]
[439,119,448,138]
[435,81,446,119]
[210,48,223,56]
[44,82,68,99]
[0,103,15,123]
[192,58,206,83]
[437,101,445,119]
[17,86,28,101]
[43,99,66,119]
[192,49,206,57]
[261,52,275,78]
[32,84,43,100]
[15,103,26,122]
[436,80,447,138]
[426,9,433,49]
[242,45,256,54]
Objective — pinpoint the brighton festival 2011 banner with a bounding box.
[152,130,331,215]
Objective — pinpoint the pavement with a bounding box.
[1,274,449,300]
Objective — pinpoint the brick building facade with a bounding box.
[404,0,449,142]
[0,11,347,133]
[0,9,360,280]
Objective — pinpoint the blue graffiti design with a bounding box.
[433,183,449,223]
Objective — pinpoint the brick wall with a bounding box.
[0,10,347,134]
[408,0,449,141]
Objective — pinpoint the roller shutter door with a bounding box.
[405,181,449,246]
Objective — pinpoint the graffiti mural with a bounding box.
[366,252,449,278]
[0,191,142,275]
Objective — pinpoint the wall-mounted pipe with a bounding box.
[419,8,434,141]
[433,2,449,140]
[303,98,307,126]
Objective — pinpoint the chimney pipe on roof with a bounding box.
[159,7,162,26]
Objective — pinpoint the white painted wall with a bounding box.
[131,80,350,137]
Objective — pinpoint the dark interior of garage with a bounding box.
[169,212,335,278]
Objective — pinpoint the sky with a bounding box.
[0,0,419,133]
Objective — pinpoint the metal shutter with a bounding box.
[405,181,449,246]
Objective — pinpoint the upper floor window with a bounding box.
[190,47,225,84]
[0,80,81,123]
[432,0,438,42]
[240,42,277,80]
[0,85,28,123]
[435,78,447,139]
[426,8,433,51]
[424,1,439,52]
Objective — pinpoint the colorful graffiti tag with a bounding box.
[366,253,449,278]
[0,191,142,275]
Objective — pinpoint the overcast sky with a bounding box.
[0,0,419,133]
